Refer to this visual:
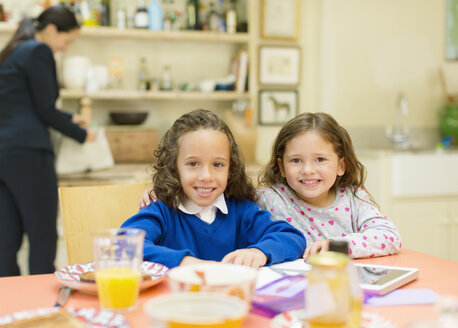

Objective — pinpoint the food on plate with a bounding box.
[2,310,86,328]
[79,270,151,283]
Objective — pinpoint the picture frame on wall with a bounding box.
[261,0,300,40]
[258,89,298,126]
[258,46,301,87]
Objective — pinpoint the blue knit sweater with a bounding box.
[121,198,307,268]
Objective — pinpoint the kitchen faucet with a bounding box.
[388,92,410,149]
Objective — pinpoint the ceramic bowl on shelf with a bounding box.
[109,112,148,125]
[167,263,257,303]
[144,292,249,328]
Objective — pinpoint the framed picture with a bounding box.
[259,46,301,87]
[261,0,300,40]
[258,89,298,125]
[446,0,458,60]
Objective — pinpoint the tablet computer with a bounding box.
[354,263,419,295]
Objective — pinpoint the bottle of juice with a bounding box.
[305,251,351,328]
[329,240,363,328]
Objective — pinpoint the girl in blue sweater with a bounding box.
[121,109,306,268]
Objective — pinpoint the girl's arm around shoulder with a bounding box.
[235,199,307,265]
[121,200,195,268]
[345,188,402,258]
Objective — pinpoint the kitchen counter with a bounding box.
[57,163,151,187]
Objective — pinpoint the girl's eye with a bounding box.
[290,158,301,164]
[186,161,198,167]
[316,157,326,163]
[213,162,224,168]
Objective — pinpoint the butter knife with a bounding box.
[54,286,71,308]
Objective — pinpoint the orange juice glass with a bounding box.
[93,228,145,312]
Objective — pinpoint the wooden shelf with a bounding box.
[60,89,250,101]
[0,22,249,43]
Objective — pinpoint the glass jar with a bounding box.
[305,251,351,328]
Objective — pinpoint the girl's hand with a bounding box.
[180,256,217,266]
[138,186,157,208]
[303,239,331,259]
[222,248,268,268]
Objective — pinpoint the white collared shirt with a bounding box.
[178,193,228,224]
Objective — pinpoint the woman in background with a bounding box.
[0,5,96,276]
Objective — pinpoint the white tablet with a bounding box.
[354,263,419,295]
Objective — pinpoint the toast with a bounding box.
[79,270,151,283]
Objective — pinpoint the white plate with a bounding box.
[55,261,168,294]
[270,310,395,328]
[0,307,130,327]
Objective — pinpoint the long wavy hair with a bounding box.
[258,112,378,207]
[0,5,79,64]
[152,109,257,210]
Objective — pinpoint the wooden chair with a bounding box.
[58,182,150,265]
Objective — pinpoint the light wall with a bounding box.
[311,0,447,128]
[256,0,450,163]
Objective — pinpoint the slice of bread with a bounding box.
[2,310,86,328]
[79,270,151,283]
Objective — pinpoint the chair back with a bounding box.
[59,182,150,265]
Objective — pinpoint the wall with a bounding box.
[318,0,445,128]
[256,0,450,163]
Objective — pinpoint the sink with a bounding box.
[390,150,458,196]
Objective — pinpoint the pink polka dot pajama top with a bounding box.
[257,183,402,258]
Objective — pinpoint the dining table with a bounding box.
[0,249,457,327]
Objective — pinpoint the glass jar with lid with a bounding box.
[305,251,351,328]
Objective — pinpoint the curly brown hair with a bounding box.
[258,112,378,207]
[152,109,257,210]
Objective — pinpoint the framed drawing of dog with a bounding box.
[258,89,298,125]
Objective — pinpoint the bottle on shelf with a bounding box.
[115,0,126,29]
[72,0,83,25]
[328,240,363,328]
[137,57,149,91]
[148,0,163,31]
[160,65,172,91]
[207,2,220,32]
[185,0,199,30]
[134,0,149,29]
[225,0,236,33]
[100,0,110,26]
[81,0,98,26]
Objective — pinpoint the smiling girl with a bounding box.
[258,112,401,259]
[121,109,306,268]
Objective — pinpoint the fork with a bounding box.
[54,286,71,308]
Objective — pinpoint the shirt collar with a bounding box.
[178,193,228,224]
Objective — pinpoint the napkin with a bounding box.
[365,288,441,306]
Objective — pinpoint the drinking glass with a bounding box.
[92,228,145,312]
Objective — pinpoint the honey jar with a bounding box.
[305,251,351,328]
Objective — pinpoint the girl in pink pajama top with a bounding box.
[257,112,401,259]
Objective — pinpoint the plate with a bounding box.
[55,261,168,294]
[0,307,130,327]
[270,310,395,328]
